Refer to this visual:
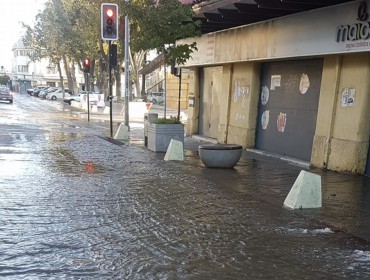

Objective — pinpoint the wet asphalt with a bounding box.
[1,93,370,279]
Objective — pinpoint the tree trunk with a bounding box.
[57,61,65,97]
[70,61,77,94]
[98,57,108,98]
[141,74,146,97]
[62,55,74,93]
[90,60,96,92]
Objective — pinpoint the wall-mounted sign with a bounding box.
[336,2,369,43]
[299,73,310,94]
[270,75,281,90]
[341,88,355,107]
[189,96,195,107]
[261,86,269,105]
[261,110,270,129]
[277,112,287,132]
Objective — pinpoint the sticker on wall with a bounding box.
[261,86,269,105]
[261,110,270,129]
[299,73,310,94]
[341,88,355,107]
[270,75,281,90]
[277,112,287,132]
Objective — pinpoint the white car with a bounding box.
[46,89,71,100]
[63,91,99,105]
[147,91,164,105]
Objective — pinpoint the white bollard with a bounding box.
[91,105,98,113]
[284,170,322,209]
[164,139,184,161]
[114,124,129,140]
[103,106,110,114]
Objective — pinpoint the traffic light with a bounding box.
[83,58,90,73]
[101,3,118,40]
[110,44,117,67]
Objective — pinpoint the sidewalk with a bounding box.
[71,101,370,243]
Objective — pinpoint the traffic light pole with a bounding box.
[124,13,129,129]
[109,40,113,138]
[87,73,90,122]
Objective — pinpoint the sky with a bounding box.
[0,0,47,72]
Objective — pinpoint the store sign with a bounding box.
[336,2,369,43]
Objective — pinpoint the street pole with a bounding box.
[124,9,130,129]
[163,48,166,119]
[109,40,113,137]
[177,68,182,120]
[87,73,90,122]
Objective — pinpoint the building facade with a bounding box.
[181,1,370,175]
[12,38,85,94]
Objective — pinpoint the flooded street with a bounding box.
[1,93,370,279]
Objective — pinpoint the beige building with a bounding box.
[181,0,370,175]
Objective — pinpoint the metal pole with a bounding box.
[163,49,166,119]
[124,12,129,129]
[87,73,90,122]
[109,40,113,137]
[177,68,182,121]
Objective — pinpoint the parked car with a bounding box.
[26,88,34,95]
[39,87,58,98]
[147,91,164,105]
[63,91,98,105]
[33,86,49,97]
[0,87,13,103]
[46,89,72,100]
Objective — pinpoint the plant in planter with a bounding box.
[147,117,184,152]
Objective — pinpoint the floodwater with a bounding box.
[0,94,370,279]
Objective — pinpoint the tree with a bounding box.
[120,0,201,98]
[0,75,10,86]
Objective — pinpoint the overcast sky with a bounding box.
[0,0,47,72]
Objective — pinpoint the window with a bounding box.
[17,65,29,72]
[46,67,56,74]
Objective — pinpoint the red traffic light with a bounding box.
[83,58,90,66]
[106,8,114,18]
[101,3,118,40]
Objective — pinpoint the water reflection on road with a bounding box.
[0,94,370,279]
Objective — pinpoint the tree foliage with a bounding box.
[125,0,201,64]
[22,0,200,96]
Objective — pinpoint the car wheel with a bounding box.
[9,99,13,104]
[51,96,57,100]
[152,99,157,104]
[69,99,74,105]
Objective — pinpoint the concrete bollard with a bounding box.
[164,139,184,161]
[114,124,129,140]
[71,101,80,108]
[91,105,98,113]
[103,106,110,114]
[284,170,322,209]
[82,103,88,110]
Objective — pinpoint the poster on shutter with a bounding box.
[261,86,269,105]
[341,88,355,107]
[299,73,310,94]
[270,75,281,90]
[261,110,270,129]
[277,112,287,132]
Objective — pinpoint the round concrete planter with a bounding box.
[198,144,243,168]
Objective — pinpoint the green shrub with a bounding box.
[151,117,181,124]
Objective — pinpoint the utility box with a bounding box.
[144,113,158,147]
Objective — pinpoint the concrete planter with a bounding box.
[198,144,243,168]
[148,123,184,152]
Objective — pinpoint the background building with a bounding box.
[11,38,85,94]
